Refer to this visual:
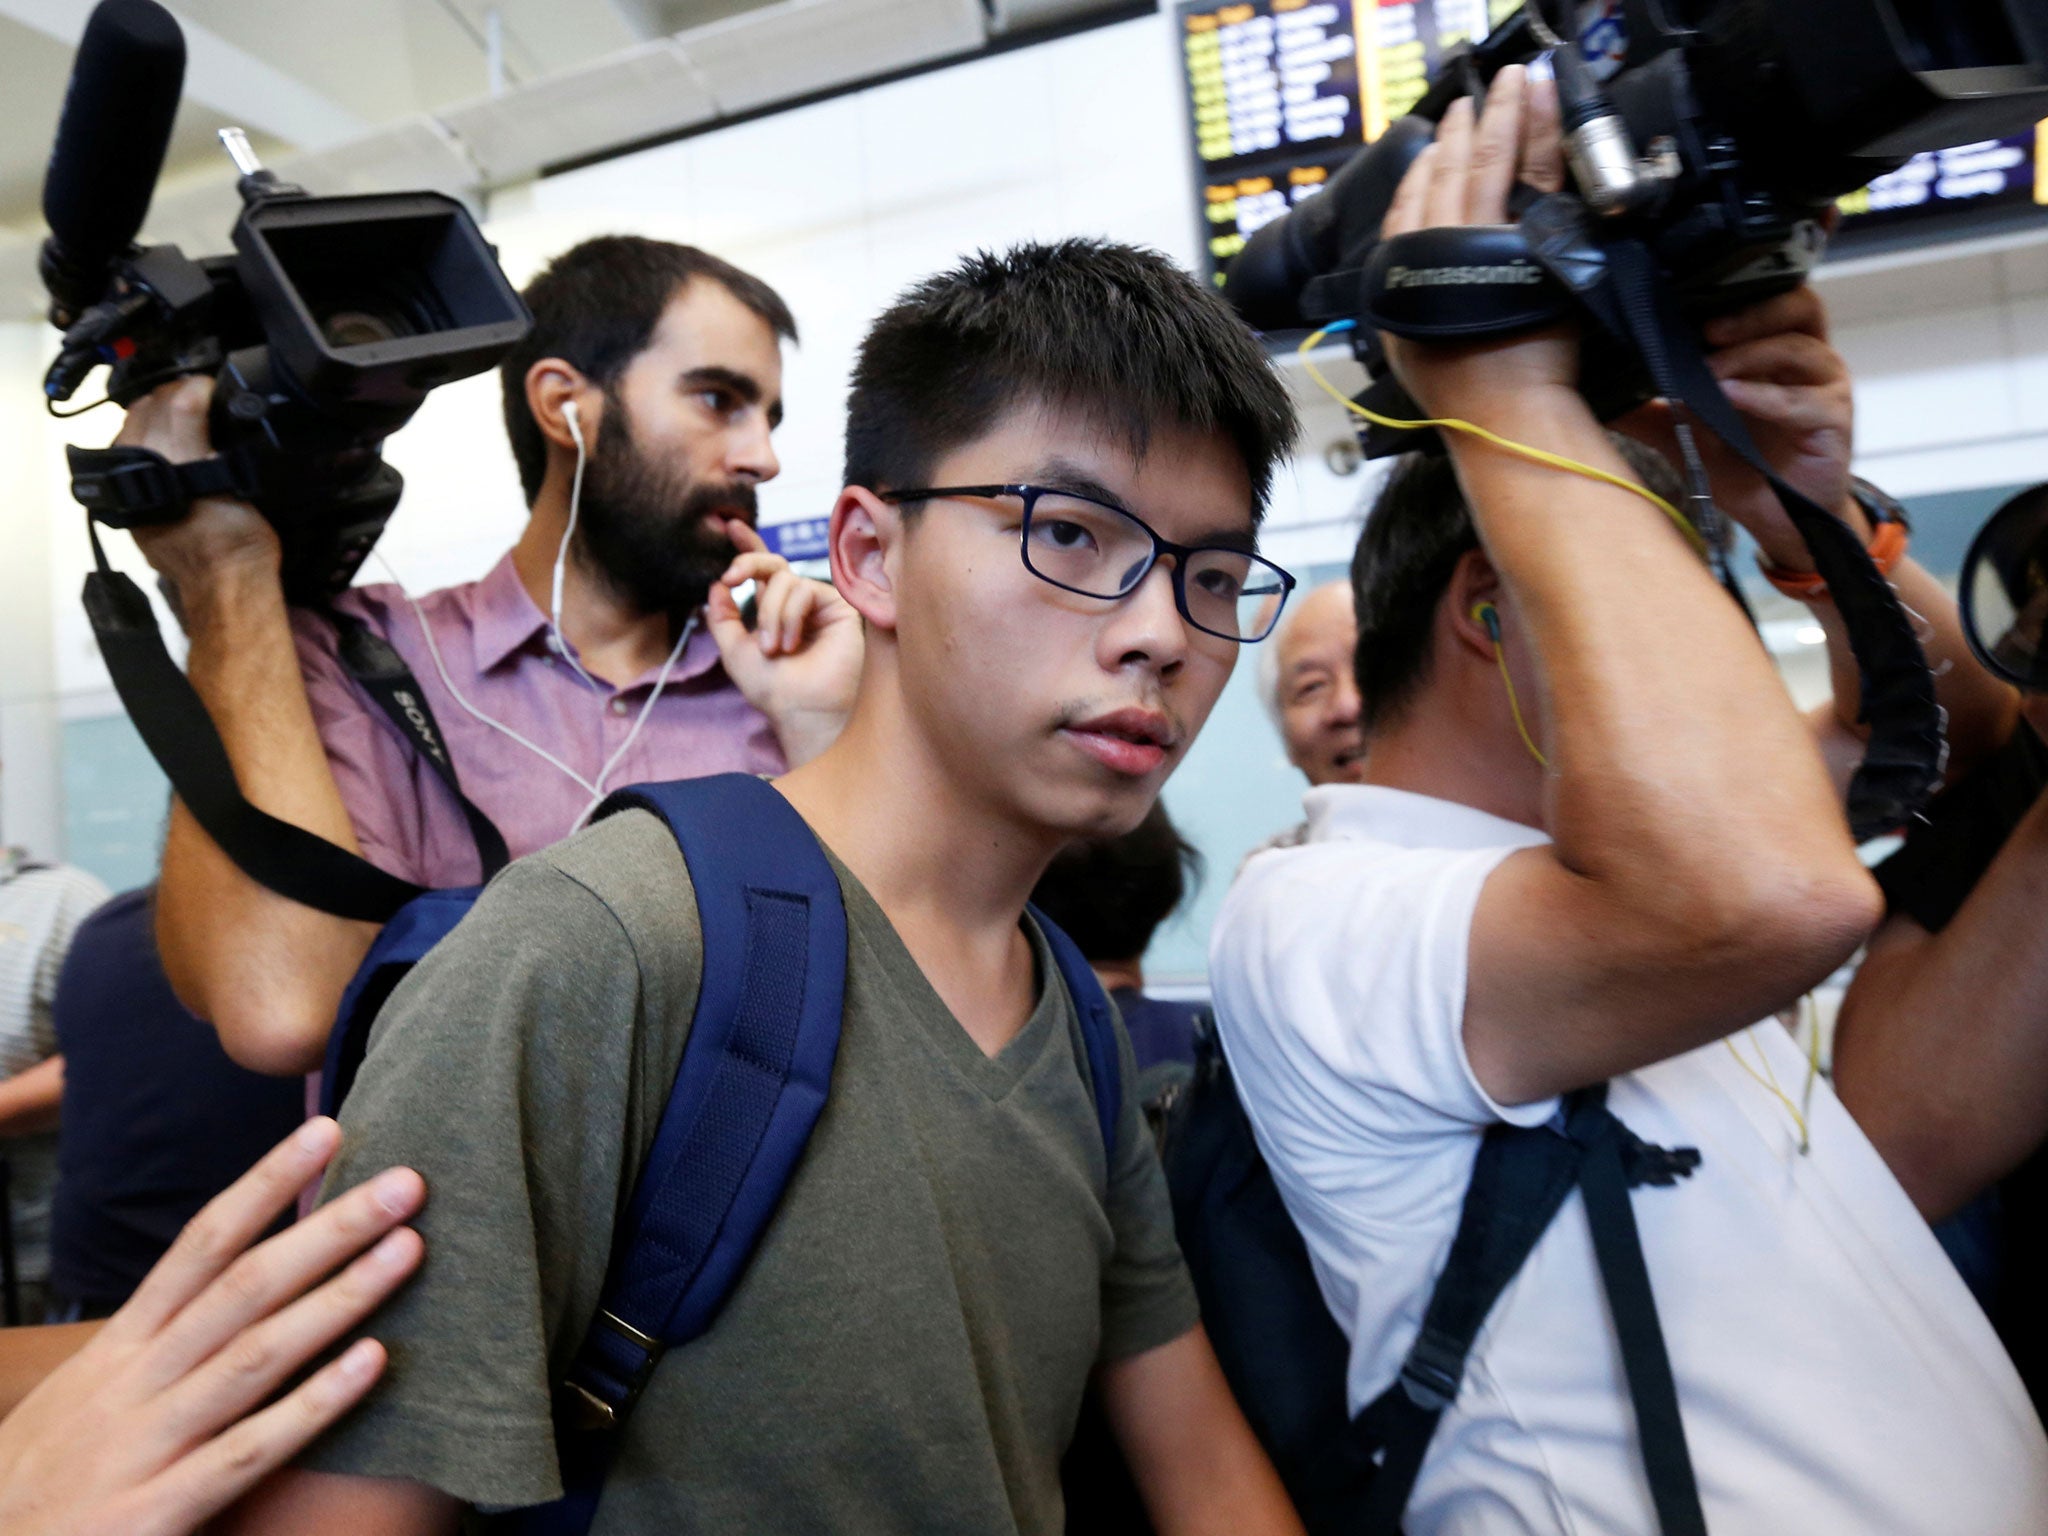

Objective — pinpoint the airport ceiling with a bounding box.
[0,0,1128,317]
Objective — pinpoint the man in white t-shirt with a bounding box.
[1209,72,2048,1534]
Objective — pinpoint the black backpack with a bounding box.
[1156,1018,1710,1536]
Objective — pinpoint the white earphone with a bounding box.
[549,388,696,828]
[551,393,599,691]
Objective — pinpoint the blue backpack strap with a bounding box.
[321,885,484,1118]
[1029,904,1122,1160]
[511,773,846,1536]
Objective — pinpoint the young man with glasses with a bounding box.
[216,240,1307,1535]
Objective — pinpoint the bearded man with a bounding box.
[114,235,861,1075]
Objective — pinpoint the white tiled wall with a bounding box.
[495,15,1219,554]
[1820,233,2048,498]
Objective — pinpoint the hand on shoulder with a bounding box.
[0,1119,424,1536]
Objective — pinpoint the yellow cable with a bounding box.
[1799,992,1823,1124]
[1722,1009,1818,1155]
[1297,327,1709,556]
[1493,641,1550,769]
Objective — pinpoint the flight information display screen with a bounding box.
[1835,129,2048,251]
[1185,0,1521,280]
[1179,0,2048,287]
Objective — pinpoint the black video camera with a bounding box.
[1224,0,2048,441]
[40,0,531,605]
[1223,0,2048,843]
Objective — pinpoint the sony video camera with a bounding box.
[40,0,531,605]
[1223,0,2048,441]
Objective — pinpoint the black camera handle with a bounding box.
[75,460,509,924]
[1354,200,1947,840]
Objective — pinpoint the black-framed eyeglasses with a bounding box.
[877,484,1297,643]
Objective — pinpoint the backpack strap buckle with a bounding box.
[556,1309,666,1434]
[1396,1326,1467,1412]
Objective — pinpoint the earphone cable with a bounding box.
[552,401,605,694]
[570,615,698,835]
[369,549,600,801]
[1299,325,1707,554]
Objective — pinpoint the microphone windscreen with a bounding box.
[41,0,186,274]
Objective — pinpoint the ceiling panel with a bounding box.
[0,17,287,240]
[680,0,986,116]
[142,0,429,120]
[0,0,1131,317]
[439,37,716,182]
[0,20,96,224]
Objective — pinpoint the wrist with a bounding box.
[1414,372,1584,429]
[1753,494,1873,578]
[175,552,290,637]
[1759,484,1907,601]
[1426,385,1599,466]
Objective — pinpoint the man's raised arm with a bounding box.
[1381,73,1880,1108]
[116,376,380,1076]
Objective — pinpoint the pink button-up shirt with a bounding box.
[289,553,786,889]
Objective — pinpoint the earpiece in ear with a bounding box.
[1471,601,1502,644]
[563,397,585,450]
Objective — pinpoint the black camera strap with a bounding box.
[79,517,508,924]
[83,560,421,923]
[328,613,510,882]
[1591,238,1946,839]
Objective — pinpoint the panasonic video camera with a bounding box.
[39,0,531,604]
[1223,0,2048,439]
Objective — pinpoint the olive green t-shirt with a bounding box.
[302,808,1198,1532]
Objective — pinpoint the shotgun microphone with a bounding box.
[39,0,187,328]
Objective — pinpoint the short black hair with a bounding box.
[1031,801,1205,965]
[843,240,1296,517]
[1351,435,1687,734]
[501,235,798,504]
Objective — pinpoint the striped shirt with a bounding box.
[0,852,110,1286]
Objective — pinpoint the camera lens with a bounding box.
[320,309,410,349]
[311,273,452,352]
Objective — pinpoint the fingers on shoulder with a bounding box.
[161,1227,420,1436]
[123,1122,344,1332]
[132,1341,388,1536]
